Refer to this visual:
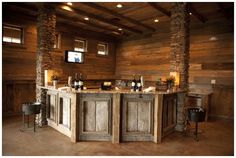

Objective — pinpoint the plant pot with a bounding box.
[52,80,58,89]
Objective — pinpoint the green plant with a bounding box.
[166,75,175,84]
[51,75,58,81]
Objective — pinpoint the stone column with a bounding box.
[170,3,190,131]
[36,4,56,126]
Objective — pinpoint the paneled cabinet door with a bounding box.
[46,91,58,124]
[58,93,72,130]
[122,94,154,141]
[79,94,112,141]
[162,93,177,137]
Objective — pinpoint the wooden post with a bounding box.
[154,94,163,143]
[36,3,56,126]
[71,93,77,143]
[112,93,120,143]
[170,3,190,132]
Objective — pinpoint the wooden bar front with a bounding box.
[43,86,182,143]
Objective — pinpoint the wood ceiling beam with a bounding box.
[56,12,129,37]
[147,2,171,17]
[82,2,155,32]
[4,3,119,40]
[217,3,233,20]
[58,3,142,34]
[188,3,206,23]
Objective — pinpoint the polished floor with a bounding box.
[2,116,234,156]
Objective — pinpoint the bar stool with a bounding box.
[20,102,41,132]
[185,107,206,141]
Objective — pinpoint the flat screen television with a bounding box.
[65,50,84,63]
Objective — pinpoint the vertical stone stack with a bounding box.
[36,4,56,126]
[170,3,190,131]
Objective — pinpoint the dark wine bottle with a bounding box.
[131,74,136,91]
[136,75,142,92]
[78,73,84,90]
[74,73,79,90]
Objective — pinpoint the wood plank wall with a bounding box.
[3,13,116,116]
[116,16,234,119]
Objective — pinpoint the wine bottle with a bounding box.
[78,73,84,90]
[131,74,136,91]
[74,73,79,90]
[136,75,142,92]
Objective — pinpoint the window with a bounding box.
[74,39,87,52]
[53,33,61,49]
[3,25,23,44]
[97,43,108,55]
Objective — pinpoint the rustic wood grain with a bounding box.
[84,101,96,132]
[112,93,121,143]
[127,102,138,132]
[96,101,109,132]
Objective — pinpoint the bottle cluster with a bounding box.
[131,74,142,92]
[73,73,84,90]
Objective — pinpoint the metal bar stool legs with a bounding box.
[194,122,199,141]
[20,102,41,132]
[186,107,206,141]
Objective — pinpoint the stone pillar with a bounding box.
[170,3,190,131]
[36,4,56,126]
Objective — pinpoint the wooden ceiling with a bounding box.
[3,2,234,40]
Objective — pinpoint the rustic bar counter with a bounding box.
[39,86,185,144]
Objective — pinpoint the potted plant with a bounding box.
[51,75,59,88]
[166,75,175,89]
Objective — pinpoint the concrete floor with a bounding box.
[2,116,234,156]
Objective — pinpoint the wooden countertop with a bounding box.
[38,85,185,95]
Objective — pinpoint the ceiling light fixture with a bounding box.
[112,31,120,35]
[84,17,89,21]
[154,19,159,23]
[118,28,122,31]
[61,5,73,12]
[189,12,192,15]
[116,4,123,8]
[67,2,72,6]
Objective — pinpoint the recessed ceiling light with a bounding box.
[118,28,122,31]
[67,2,72,6]
[84,17,89,21]
[112,31,120,35]
[116,4,123,8]
[154,19,159,23]
[189,12,192,15]
[61,5,73,12]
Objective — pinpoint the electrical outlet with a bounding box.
[211,79,216,84]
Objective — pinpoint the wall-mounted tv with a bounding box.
[65,50,84,63]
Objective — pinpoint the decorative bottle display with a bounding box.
[78,73,84,90]
[136,75,142,92]
[131,74,136,91]
[74,73,79,90]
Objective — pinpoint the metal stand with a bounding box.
[20,102,41,132]
[20,112,37,132]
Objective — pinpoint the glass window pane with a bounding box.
[3,25,23,44]
[3,37,12,42]
[97,43,108,55]
[74,39,86,52]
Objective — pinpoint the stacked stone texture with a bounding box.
[170,2,190,90]
[36,4,56,126]
[170,3,190,132]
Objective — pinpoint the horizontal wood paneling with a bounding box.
[3,13,116,116]
[116,16,233,118]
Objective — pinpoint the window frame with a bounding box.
[97,42,109,56]
[74,38,87,53]
[3,24,24,45]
